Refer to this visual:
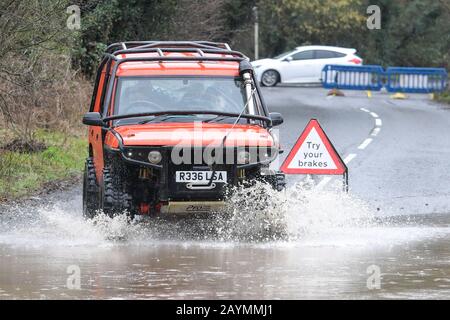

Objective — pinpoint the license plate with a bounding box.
[175,171,227,184]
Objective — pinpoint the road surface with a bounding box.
[1,87,449,299]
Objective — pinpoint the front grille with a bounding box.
[122,146,269,201]
[122,146,276,167]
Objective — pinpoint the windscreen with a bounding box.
[114,77,249,116]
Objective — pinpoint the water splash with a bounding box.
[0,182,385,246]
[217,180,375,242]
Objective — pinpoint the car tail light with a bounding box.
[348,58,362,65]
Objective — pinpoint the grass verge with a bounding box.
[435,90,450,105]
[0,130,87,201]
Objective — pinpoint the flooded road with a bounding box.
[1,184,449,299]
[1,87,450,299]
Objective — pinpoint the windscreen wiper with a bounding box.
[202,115,232,123]
[103,110,271,124]
[138,114,197,124]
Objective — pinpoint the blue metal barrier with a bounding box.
[321,65,385,91]
[322,64,448,94]
[385,67,448,93]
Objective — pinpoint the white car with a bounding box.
[251,45,363,86]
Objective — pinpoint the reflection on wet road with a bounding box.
[1,184,449,299]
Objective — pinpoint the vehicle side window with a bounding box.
[90,64,108,113]
[315,50,345,59]
[98,72,109,114]
[99,60,116,115]
[291,50,314,60]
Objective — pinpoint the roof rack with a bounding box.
[104,41,246,61]
[88,41,270,123]
[93,41,250,119]
[106,41,232,53]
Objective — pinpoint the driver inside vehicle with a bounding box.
[119,80,171,115]
[181,83,229,112]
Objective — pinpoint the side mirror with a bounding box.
[284,56,293,62]
[270,112,284,126]
[82,112,105,126]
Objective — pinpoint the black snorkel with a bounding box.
[202,60,258,187]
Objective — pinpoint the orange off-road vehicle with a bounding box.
[82,41,285,218]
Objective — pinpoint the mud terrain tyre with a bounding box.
[83,157,99,219]
[258,172,286,191]
[267,173,286,191]
[100,166,133,217]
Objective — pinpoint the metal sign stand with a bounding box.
[343,169,349,193]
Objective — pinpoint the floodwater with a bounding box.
[0,182,449,299]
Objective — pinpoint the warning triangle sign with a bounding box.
[280,119,347,175]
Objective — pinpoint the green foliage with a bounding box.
[72,0,178,75]
[71,0,449,72]
[361,0,450,68]
[258,0,367,57]
[223,0,257,39]
[436,90,450,105]
[253,0,449,67]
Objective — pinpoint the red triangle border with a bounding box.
[280,119,347,175]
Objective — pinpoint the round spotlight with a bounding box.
[148,150,162,164]
[237,150,250,164]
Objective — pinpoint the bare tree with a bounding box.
[169,0,228,41]
[0,0,79,148]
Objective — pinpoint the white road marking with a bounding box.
[313,108,382,190]
[358,138,373,150]
[344,153,357,164]
[315,177,332,191]
[371,127,381,137]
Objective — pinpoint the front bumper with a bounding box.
[160,201,226,215]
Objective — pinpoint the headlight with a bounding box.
[253,65,262,69]
[237,150,250,164]
[148,150,162,164]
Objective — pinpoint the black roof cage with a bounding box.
[104,41,247,62]
[106,41,232,53]
[89,41,271,119]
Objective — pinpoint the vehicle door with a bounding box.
[89,63,111,182]
[279,50,316,83]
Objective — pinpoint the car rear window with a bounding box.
[292,50,315,60]
[315,50,346,59]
